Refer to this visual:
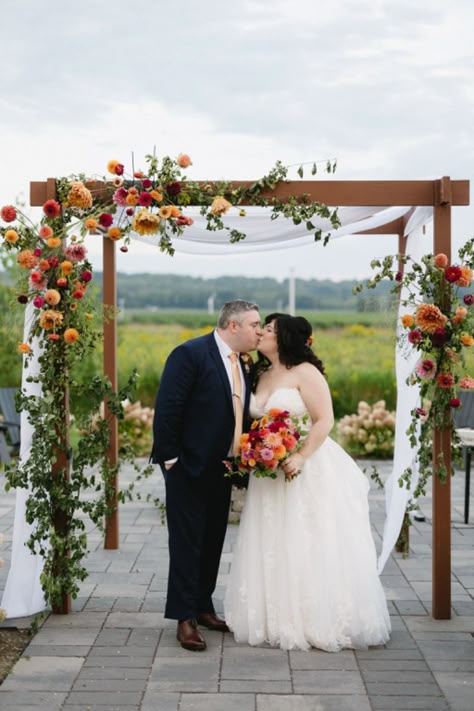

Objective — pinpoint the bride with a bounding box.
[224,313,391,652]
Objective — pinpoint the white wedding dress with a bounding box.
[224,387,391,652]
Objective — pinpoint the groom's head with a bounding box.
[217,300,261,352]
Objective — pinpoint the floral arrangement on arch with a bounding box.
[356,238,474,494]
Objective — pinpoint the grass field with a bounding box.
[0,309,400,419]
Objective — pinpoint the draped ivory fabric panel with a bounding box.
[1,205,432,616]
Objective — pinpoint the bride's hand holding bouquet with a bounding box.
[224,407,309,482]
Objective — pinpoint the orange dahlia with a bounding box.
[17,342,31,354]
[17,250,38,269]
[66,181,93,209]
[64,328,79,344]
[4,229,19,244]
[39,310,64,331]
[415,304,448,333]
[457,266,473,288]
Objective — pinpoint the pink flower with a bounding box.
[33,248,43,257]
[408,329,422,344]
[64,244,87,263]
[259,448,274,461]
[415,359,437,380]
[464,294,474,306]
[113,187,128,206]
[459,375,474,389]
[33,296,45,308]
[114,163,124,176]
[48,257,59,268]
[81,270,92,282]
[450,398,461,408]
[142,178,152,189]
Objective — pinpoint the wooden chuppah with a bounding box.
[30,177,469,619]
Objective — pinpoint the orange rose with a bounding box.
[169,205,181,218]
[107,160,120,174]
[60,260,73,275]
[44,289,61,306]
[177,153,192,168]
[17,342,31,354]
[434,253,449,268]
[4,229,19,244]
[125,194,138,206]
[64,328,79,344]
[150,190,163,202]
[457,266,473,288]
[460,333,474,347]
[47,237,61,249]
[38,259,50,271]
[108,227,121,241]
[401,314,414,328]
[455,306,468,320]
[85,218,98,231]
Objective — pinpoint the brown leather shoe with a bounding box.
[196,612,230,632]
[177,619,207,651]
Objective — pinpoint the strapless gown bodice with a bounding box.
[224,387,391,652]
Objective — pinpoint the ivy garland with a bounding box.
[0,152,339,611]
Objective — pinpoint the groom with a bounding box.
[152,300,262,651]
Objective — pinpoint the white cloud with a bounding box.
[0,0,473,281]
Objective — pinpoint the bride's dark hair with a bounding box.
[253,313,326,389]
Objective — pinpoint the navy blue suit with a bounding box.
[152,332,252,620]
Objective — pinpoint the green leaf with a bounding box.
[297,165,303,179]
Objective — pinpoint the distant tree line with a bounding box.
[94,272,396,312]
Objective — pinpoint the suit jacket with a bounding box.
[152,332,253,477]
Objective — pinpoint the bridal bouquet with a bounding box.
[224,408,309,481]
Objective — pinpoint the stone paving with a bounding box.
[0,458,473,711]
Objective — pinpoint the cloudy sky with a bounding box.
[1,0,473,282]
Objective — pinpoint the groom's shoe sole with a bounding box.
[177,620,207,651]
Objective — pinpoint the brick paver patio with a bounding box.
[0,458,473,710]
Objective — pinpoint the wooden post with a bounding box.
[103,236,119,549]
[51,390,72,615]
[432,177,452,619]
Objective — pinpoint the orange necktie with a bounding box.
[229,352,243,456]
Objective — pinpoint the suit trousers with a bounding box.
[163,461,232,620]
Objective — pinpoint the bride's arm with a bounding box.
[282,364,334,478]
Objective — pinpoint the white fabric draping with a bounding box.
[377,223,430,573]
[1,302,46,618]
[125,205,414,253]
[2,203,432,617]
